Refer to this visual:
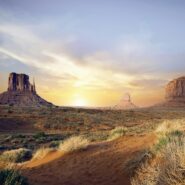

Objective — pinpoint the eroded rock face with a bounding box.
[0,72,52,107]
[165,77,185,101]
[8,73,35,92]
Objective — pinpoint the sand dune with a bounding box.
[23,134,156,185]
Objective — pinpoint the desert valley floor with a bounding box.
[0,105,185,185]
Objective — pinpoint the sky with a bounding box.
[0,0,185,107]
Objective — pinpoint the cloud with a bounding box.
[0,8,184,100]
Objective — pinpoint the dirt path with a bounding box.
[23,134,156,185]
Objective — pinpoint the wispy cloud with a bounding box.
[0,5,185,106]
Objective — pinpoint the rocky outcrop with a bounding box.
[0,72,53,107]
[8,73,36,92]
[155,76,185,108]
[165,77,185,102]
[114,93,137,110]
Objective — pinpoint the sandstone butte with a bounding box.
[0,72,52,107]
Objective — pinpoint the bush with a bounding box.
[154,129,184,153]
[131,136,185,185]
[125,149,154,176]
[33,132,46,139]
[154,137,169,152]
[59,136,89,153]
[0,169,28,185]
[0,148,32,163]
[108,126,128,141]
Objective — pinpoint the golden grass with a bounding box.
[107,126,128,141]
[59,136,89,153]
[155,119,185,137]
[32,148,54,160]
[0,148,32,163]
[131,129,185,185]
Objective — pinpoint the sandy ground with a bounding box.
[23,134,156,185]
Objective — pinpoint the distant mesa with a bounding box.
[0,72,53,107]
[165,76,185,102]
[113,93,137,110]
[155,76,185,108]
[164,76,185,106]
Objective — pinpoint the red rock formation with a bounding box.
[165,76,185,102]
[0,72,52,107]
[114,93,137,110]
[8,73,36,92]
[156,76,185,108]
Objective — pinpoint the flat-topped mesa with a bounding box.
[8,73,36,93]
[165,76,185,102]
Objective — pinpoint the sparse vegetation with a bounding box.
[108,126,128,141]
[0,148,32,163]
[32,147,54,160]
[131,119,185,185]
[0,106,185,185]
[0,169,28,185]
[155,119,185,136]
[59,136,89,153]
[125,149,154,176]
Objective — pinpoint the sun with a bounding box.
[73,98,87,107]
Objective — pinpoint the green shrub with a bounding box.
[154,130,184,153]
[33,132,46,139]
[154,137,169,152]
[0,169,28,185]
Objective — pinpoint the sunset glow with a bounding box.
[0,1,185,107]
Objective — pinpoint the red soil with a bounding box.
[23,134,156,185]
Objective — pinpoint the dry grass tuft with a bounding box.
[108,126,128,141]
[155,119,185,136]
[131,136,185,185]
[59,136,89,153]
[124,149,154,176]
[32,148,54,160]
[0,148,32,163]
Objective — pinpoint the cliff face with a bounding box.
[8,73,36,92]
[0,72,52,107]
[165,77,185,102]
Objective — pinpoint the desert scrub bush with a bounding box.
[32,147,54,160]
[0,169,28,185]
[108,126,128,141]
[0,148,32,163]
[154,129,184,153]
[33,132,46,139]
[59,136,89,153]
[131,136,185,185]
[124,149,154,176]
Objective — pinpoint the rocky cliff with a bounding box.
[165,77,185,102]
[0,73,52,107]
[156,76,185,108]
[8,73,36,92]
